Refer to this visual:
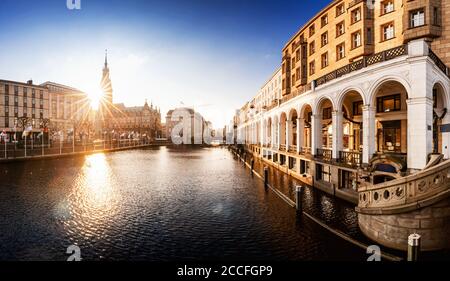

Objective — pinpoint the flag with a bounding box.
[22,126,32,138]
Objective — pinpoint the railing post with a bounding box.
[295,185,303,211]
[264,167,269,188]
[407,233,421,261]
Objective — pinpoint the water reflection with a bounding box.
[0,147,367,261]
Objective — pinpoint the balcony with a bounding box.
[339,151,362,168]
[316,148,332,163]
[288,145,297,153]
[300,147,312,155]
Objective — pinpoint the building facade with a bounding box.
[111,102,162,139]
[236,0,450,251]
[41,81,92,140]
[0,79,50,141]
[166,107,209,144]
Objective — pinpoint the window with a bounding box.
[336,43,345,60]
[296,49,300,62]
[381,1,394,15]
[367,27,373,44]
[336,21,345,37]
[309,41,315,55]
[291,74,295,86]
[309,61,316,75]
[291,58,295,70]
[336,4,345,17]
[321,52,329,68]
[316,164,331,183]
[321,14,328,27]
[295,68,300,81]
[4,84,9,94]
[5,106,9,113]
[352,31,362,49]
[23,87,28,97]
[353,101,363,116]
[410,9,425,28]
[382,23,395,41]
[377,94,401,113]
[5,95,9,104]
[351,8,361,24]
[323,107,332,119]
[433,7,440,26]
[309,24,315,36]
[14,86,19,95]
[321,32,328,47]
[40,90,43,99]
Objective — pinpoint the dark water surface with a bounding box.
[0,147,371,261]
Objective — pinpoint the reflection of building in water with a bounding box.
[96,51,162,139]
[165,107,211,144]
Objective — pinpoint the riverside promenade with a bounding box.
[0,139,171,163]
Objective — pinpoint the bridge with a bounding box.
[356,157,450,251]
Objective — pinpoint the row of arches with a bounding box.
[242,79,450,166]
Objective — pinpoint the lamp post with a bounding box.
[39,118,50,155]
[15,116,30,158]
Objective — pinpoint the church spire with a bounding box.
[104,49,108,68]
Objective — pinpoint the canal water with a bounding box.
[0,147,380,261]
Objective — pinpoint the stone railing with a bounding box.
[339,151,362,168]
[316,148,332,162]
[301,147,312,155]
[357,159,450,211]
[429,49,450,78]
[315,45,408,87]
[288,145,297,153]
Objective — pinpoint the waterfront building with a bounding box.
[41,81,92,141]
[166,107,209,144]
[111,101,163,140]
[0,79,50,141]
[236,0,450,251]
[96,52,162,140]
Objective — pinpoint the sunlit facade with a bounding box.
[236,0,450,251]
[0,79,50,140]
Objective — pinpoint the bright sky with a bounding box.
[0,0,330,128]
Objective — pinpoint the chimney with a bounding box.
[27,80,33,85]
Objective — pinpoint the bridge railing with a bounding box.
[357,159,450,211]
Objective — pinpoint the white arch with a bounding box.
[299,103,313,117]
[336,86,367,110]
[313,95,336,115]
[368,75,412,105]
[431,78,450,109]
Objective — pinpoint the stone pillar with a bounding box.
[277,122,281,150]
[261,120,265,146]
[297,118,304,153]
[311,114,322,156]
[442,114,450,159]
[362,105,376,164]
[271,123,275,148]
[332,110,344,160]
[407,97,434,170]
[286,120,292,150]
